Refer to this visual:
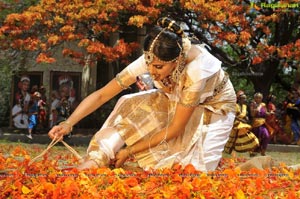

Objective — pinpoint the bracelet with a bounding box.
[126,146,134,158]
[59,120,73,133]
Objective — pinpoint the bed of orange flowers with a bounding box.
[1,144,300,199]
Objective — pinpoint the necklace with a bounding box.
[160,75,175,93]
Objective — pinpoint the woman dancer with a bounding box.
[49,17,236,172]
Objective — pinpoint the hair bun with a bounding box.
[157,17,184,37]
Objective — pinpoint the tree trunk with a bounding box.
[250,60,279,100]
[293,66,300,92]
[109,32,120,77]
[82,54,91,97]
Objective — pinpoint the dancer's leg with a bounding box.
[78,127,125,170]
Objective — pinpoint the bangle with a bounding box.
[126,146,134,158]
[59,120,73,133]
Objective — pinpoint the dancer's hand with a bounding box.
[114,149,129,168]
[48,123,71,140]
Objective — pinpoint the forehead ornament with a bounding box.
[144,28,178,65]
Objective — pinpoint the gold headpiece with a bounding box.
[144,33,191,66]
[144,19,192,88]
[144,28,179,65]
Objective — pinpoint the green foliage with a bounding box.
[230,75,254,97]
[273,67,297,103]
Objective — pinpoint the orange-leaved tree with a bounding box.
[0,0,171,65]
[177,0,300,98]
[1,0,299,98]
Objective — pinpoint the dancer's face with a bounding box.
[147,58,176,81]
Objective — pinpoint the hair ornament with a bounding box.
[167,20,175,30]
[144,28,178,65]
[181,35,191,58]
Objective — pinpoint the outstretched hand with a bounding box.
[48,125,69,140]
[114,148,130,168]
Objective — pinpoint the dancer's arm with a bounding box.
[48,79,123,139]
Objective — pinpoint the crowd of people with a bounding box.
[12,74,78,139]
[12,76,47,139]
[224,89,299,157]
[49,75,79,129]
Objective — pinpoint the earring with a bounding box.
[171,54,186,83]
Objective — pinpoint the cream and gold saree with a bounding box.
[87,45,236,171]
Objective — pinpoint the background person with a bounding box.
[12,95,29,129]
[266,94,292,144]
[13,75,31,128]
[286,89,300,145]
[27,91,42,139]
[224,90,259,156]
[38,85,48,128]
[49,90,61,128]
[250,92,271,156]
[58,75,79,113]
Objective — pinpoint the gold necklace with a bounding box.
[160,75,175,93]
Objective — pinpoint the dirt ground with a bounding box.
[1,141,299,169]
[223,150,300,167]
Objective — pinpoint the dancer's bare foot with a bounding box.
[77,160,99,170]
[236,156,273,171]
[77,151,110,170]
[288,164,300,170]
